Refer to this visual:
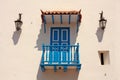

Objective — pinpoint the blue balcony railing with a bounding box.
[40,43,81,72]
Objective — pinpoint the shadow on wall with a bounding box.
[35,24,49,50]
[96,27,104,42]
[70,24,80,44]
[35,24,80,80]
[12,30,21,45]
[35,24,79,51]
[37,67,79,80]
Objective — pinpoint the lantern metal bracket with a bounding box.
[14,13,23,31]
[99,11,107,30]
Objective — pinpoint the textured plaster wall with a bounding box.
[0,0,119,80]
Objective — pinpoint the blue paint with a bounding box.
[70,46,72,62]
[68,15,71,24]
[68,48,70,64]
[62,30,67,40]
[50,27,70,46]
[53,30,58,40]
[43,15,46,33]
[54,66,57,72]
[62,51,67,62]
[40,26,81,72]
[64,66,67,72]
[76,15,79,33]
[77,43,80,64]
[44,23,46,33]
[41,65,45,72]
[49,51,52,64]
[60,15,62,24]
[54,51,59,62]
[44,15,46,24]
[52,15,54,24]
[42,44,45,64]
[50,27,70,64]
[59,52,61,64]
[40,44,81,72]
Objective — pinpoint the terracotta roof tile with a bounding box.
[41,10,81,15]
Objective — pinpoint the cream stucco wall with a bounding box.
[0,0,119,80]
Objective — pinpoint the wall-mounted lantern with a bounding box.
[14,13,23,31]
[99,11,107,30]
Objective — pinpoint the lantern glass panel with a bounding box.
[99,19,107,28]
[15,21,22,28]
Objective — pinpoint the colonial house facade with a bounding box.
[0,0,120,80]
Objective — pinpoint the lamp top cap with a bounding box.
[19,13,22,15]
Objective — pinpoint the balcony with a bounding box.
[40,43,81,72]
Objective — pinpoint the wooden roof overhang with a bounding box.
[41,10,82,33]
